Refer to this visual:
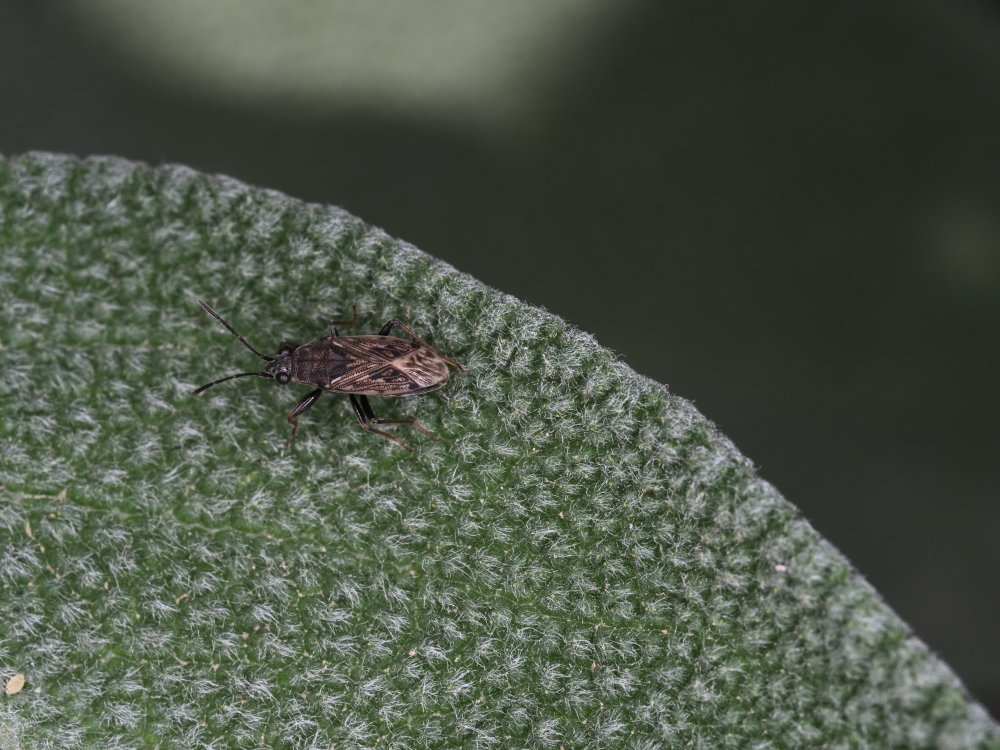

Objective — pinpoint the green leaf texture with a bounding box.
[0,153,996,748]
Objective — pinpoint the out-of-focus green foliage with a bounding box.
[74,0,608,122]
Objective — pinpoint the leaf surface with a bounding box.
[0,153,996,748]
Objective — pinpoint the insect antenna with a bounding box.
[197,299,274,361]
[193,371,273,395]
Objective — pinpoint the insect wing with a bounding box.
[327,336,448,395]
[343,335,416,360]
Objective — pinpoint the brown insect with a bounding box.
[193,300,463,450]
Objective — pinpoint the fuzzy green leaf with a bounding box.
[0,153,996,749]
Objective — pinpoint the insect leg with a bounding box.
[285,388,323,449]
[328,305,357,337]
[348,395,412,450]
[376,319,464,371]
[360,394,437,440]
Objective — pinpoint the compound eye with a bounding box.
[276,372,290,385]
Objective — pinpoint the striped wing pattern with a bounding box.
[326,336,448,395]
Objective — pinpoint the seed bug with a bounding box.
[193,300,463,450]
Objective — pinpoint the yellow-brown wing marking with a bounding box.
[389,348,450,391]
[325,339,450,395]
[324,336,448,395]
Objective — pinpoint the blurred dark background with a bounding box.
[3,0,998,716]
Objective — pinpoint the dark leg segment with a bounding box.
[377,319,464,371]
[328,305,357,337]
[349,395,409,450]
[285,388,323,449]
[359,395,436,439]
[349,395,437,450]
